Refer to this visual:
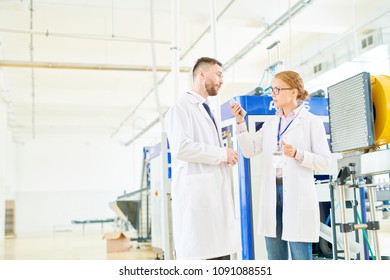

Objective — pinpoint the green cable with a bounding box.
[355,209,375,260]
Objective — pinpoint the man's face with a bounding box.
[204,64,223,97]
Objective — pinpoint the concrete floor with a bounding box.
[0,231,156,260]
[0,218,389,260]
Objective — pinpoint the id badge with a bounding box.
[272,150,284,168]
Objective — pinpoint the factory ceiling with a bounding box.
[0,0,389,145]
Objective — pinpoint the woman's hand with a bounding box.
[282,140,297,158]
[230,103,245,124]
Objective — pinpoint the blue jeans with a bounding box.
[264,183,313,260]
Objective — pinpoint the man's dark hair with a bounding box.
[192,57,222,80]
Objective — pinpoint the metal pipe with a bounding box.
[0,60,191,72]
[209,0,218,58]
[209,0,221,128]
[338,184,351,260]
[113,0,236,139]
[111,78,169,138]
[30,0,35,139]
[0,45,11,103]
[352,0,359,58]
[329,181,337,259]
[288,0,292,67]
[352,187,361,259]
[0,27,171,45]
[117,0,310,143]
[359,186,370,260]
[180,0,236,59]
[367,186,382,260]
[124,115,162,146]
[223,0,312,70]
[293,9,390,70]
[150,0,164,132]
[354,224,368,230]
[171,0,180,101]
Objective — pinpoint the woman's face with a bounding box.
[271,77,297,108]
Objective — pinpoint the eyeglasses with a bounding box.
[267,87,294,95]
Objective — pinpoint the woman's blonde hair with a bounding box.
[275,70,308,101]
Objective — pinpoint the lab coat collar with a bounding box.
[185,91,207,104]
[276,103,307,118]
[279,104,309,135]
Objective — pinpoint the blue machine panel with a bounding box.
[221,95,329,120]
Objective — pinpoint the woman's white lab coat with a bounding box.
[236,105,331,242]
[164,92,241,260]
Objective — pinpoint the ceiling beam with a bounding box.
[0,27,171,45]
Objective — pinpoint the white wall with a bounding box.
[0,101,5,240]
[0,100,16,240]
[13,136,145,234]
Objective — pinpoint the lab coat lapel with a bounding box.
[185,93,213,124]
[200,103,224,147]
[185,92,223,147]
[283,106,308,135]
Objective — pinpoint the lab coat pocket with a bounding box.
[186,173,219,210]
[298,178,316,208]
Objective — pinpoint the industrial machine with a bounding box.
[148,134,173,260]
[328,72,390,260]
[110,134,173,259]
[109,146,153,245]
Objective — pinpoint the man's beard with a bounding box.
[205,81,218,96]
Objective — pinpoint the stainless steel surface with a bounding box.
[338,149,390,177]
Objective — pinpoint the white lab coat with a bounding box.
[164,91,241,260]
[236,105,331,242]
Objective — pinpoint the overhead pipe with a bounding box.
[222,0,312,70]
[288,0,293,67]
[116,0,312,141]
[0,56,10,103]
[112,0,236,139]
[352,0,359,58]
[30,0,35,139]
[124,114,162,146]
[0,44,15,136]
[0,60,191,72]
[171,0,180,101]
[0,27,171,45]
[209,0,218,58]
[209,0,222,130]
[149,0,164,132]
[294,9,390,72]
[180,0,236,59]
[118,0,311,143]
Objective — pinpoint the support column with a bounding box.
[171,0,180,102]
[209,0,222,131]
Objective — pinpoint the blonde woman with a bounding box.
[230,71,331,260]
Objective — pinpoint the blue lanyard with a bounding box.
[277,107,302,148]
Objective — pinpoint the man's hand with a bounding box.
[226,148,238,166]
